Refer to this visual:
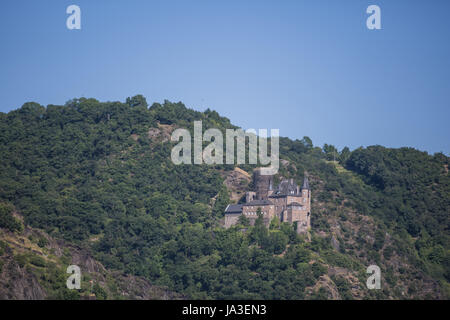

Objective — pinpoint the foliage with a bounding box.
[0,96,448,299]
[0,202,22,232]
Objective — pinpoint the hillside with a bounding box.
[0,208,181,300]
[0,96,448,299]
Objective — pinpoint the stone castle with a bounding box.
[224,168,311,234]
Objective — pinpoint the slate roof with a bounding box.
[270,179,300,196]
[224,204,243,214]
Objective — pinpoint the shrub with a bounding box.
[0,203,23,232]
[37,237,49,248]
[30,255,46,268]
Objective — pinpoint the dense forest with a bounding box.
[0,96,448,299]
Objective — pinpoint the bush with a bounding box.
[383,246,394,260]
[332,275,353,300]
[0,240,7,255]
[30,255,46,267]
[0,203,23,232]
[15,254,27,268]
[312,262,327,279]
[93,283,108,300]
[37,237,49,248]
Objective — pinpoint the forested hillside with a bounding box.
[0,96,448,299]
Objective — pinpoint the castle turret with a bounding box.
[298,173,311,234]
[301,175,310,190]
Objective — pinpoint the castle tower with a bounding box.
[297,174,311,233]
[253,168,273,200]
[246,191,256,203]
[301,175,310,197]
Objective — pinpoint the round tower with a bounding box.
[253,168,273,200]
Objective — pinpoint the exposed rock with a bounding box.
[306,274,340,300]
[148,123,176,143]
[280,159,290,167]
[0,252,46,299]
[221,167,251,203]
[331,235,340,252]
[0,225,183,300]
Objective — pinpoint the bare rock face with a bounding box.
[148,128,160,139]
[0,251,46,300]
[280,159,290,167]
[148,123,176,143]
[0,225,183,300]
[331,235,340,252]
[327,267,365,299]
[306,274,341,300]
[70,249,105,274]
[222,167,251,203]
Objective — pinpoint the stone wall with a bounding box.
[224,213,241,228]
[253,169,273,200]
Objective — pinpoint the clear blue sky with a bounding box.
[1,0,449,155]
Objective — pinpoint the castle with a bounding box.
[224,168,311,234]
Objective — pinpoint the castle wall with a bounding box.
[286,195,302,205]
[242,204,275,221]
[296,216,309,233]
[270,196,287,216]
[225,172,311,233]
[224,213,241,228]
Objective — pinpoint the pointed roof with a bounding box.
[270,179,299,196]
[301,175,310,190]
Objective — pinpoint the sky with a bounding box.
[0,0,449,155]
